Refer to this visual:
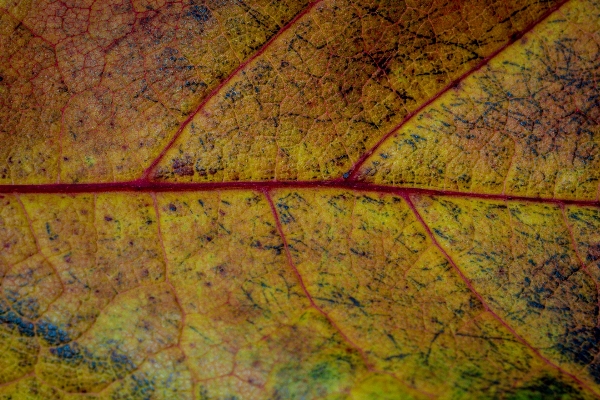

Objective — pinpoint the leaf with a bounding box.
[355,1,600,200]
[0,0,599,398]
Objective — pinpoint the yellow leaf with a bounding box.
[1,0,599,398]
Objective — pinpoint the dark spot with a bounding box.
[350,248,371,258]
[308,362,335,382]
[527,300,545,309]
[507,375,584,399]
[188,5,211,23]
[215,264,226,276]
[587,243,600,263]
[348,296,362,308]
[557,321,600,383]
[509,32,522,43]
[263,244,283,255]
[51,344,82,363]
[45,222,58,241]
[130,374,155,398]
[104,215,113,221]
[172,158,194,176]
[225,88,241,101]
[0,311,35,337]
[37,320,71,345]
[110,351,135,371]
[169,203,177,211]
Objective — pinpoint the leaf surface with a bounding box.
[1,0,600,398]
[355,0,600,199]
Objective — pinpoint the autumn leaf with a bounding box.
[0,0,599,398]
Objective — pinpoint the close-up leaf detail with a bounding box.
[0,0,599,398]
[355,0,600,200]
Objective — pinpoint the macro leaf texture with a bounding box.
[0,0,600,398]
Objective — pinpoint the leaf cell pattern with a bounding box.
[356,0,600,200]
[0,0,309,183]
[152,0,565,182]
[1,0,600,398]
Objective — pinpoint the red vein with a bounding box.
[560,204,600,327]
[13,194,66,296]
[151,193,188,343]
[1,180,599,208]
[263,189,433,398]
[344,0,571,180]
[150,193,195,395]
[404,194,600,398]
[0,372,36,390]
[141,0,324,180]
[263,190,371,361]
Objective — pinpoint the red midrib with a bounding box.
[1,180,598,208]
[2,0,582,209]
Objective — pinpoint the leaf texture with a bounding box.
[355,0,600,199]
[1,0,600,398]
[0,0,309,183]
[151,0,565,182]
